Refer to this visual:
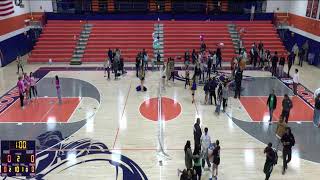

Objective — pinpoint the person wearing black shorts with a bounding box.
[281,94,293,123]
[185,70,190,89]
[211,140,220,179]
[191,78,197,104]
[193,147,202,180]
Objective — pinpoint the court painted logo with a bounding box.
[34,131,148,180]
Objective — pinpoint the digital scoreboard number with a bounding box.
[1,140,36,177]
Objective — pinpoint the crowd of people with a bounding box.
[16,56,63,108]
[104,48,126,80]
[77,35,319,180]
[16,72,38,108]
[179,118,221,180]
[242,40,309,79]
[264,125,295,180]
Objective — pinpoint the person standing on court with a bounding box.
[185,70,190,89]
[204,80,210,104]
[23,73,31,104]
[113,58,119,80]
[193,118,202,151]
[200,127,211,170]
[108,48,113,61]
[17,76,25,108]
[281,94,293,123]
[29,72,38,99]
[292,69,299,95]
[271,51,278,76]
[222,82,229,112]
[184,140,198,169]
[292,43,299,64]
[168,58,175,82]
[267,89,277,124]
[108,48,114,72]
[55,75,62,104]
[301,40,309,65]
[281,127,295,175]
[234,68,243,99]
[210,140,221,180]
[313,94,320,127]
[216,47,222,68]
[298,48,304,67]
[209,77,217,105]
[192,147,202,180]
[263,143,276,180]
[191,77,197,104]
[287,52,294,77]
[16,55,24,74]
[275,115,287,150]
[135,52,141,77]
[278,54,285,78]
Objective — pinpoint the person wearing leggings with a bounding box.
[29,72,38,99]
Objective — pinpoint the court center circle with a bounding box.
[139,97,182,121]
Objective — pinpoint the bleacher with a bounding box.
[236,21,287,56]
[163,21,235,62]
[28,20,84,63]
[28,20,287,64]
[83,21,154,62]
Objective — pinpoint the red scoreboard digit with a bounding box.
[1,140,36,177]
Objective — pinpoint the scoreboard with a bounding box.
[1,140,36,177]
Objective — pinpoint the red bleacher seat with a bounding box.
[236,21,287,56]
[82,21,154,62]
[28,20,287,64]
[163,21,236,62]
[28,20,84,63]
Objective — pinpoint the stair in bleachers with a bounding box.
[70,24,93,65]
[28,20,84,63]
[227,24,240,54]
[92,0,99,12]
[163,21,236,62]
[154,23,164,61]
[107,0,115,12]
[235,21,287,55]
[83,21,154,62]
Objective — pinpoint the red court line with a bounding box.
[240,96,313,122]
[0,98,80,123]
[112,82,132,149]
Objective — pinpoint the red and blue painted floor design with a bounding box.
[240,96,313,122]
[0,98,80,123]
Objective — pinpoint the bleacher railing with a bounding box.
[53,0,267,14]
